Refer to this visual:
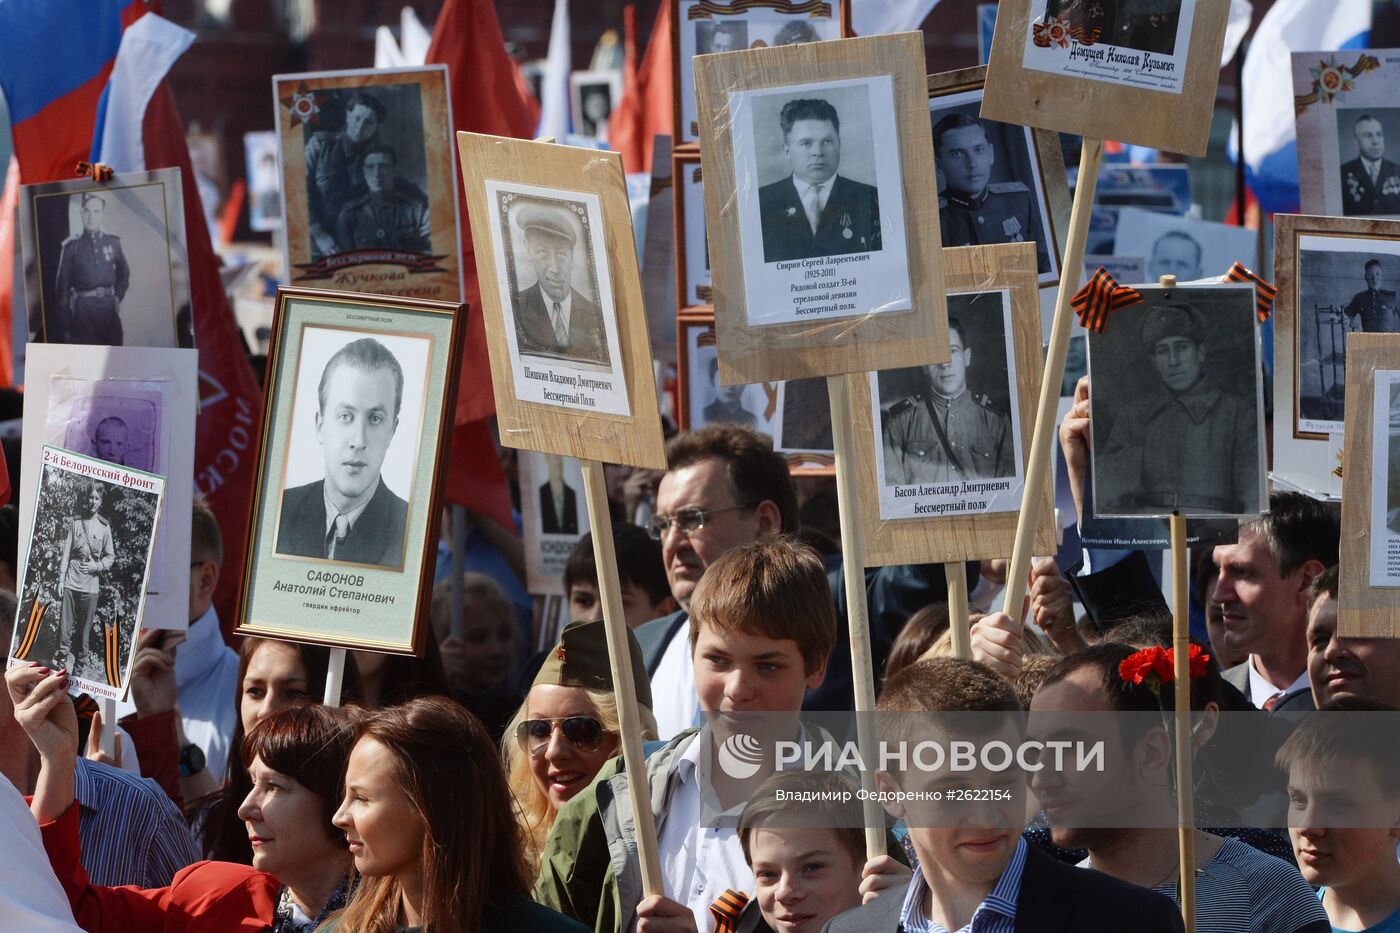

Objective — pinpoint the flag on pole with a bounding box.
[536,0,573,140]
[611,1,673,176]
[1220,0,1254,67]
[399,7,432,66]
[375,26,406,68]
[0,157,19,390]
[1231,0,1370,214]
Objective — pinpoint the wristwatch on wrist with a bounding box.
[178,742,206,777]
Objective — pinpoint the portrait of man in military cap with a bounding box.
[50,192,130,345]
[1092,292,1263,517]
[334,144,432,254]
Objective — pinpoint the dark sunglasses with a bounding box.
[516,716,608,756]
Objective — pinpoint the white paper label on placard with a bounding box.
[1370,370,1400,586]
[1021,0,1197,96]
[484,179,632,417]
[727,75,912,327]
[871,289,1025,520]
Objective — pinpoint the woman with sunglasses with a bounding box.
[503,618,658,871]
[5,663,357,931]
[327,695,585,932]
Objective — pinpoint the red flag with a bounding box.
[425,0,534,530]
[0,158,18,389]
[142,84,265,637]
[610,1,673,175]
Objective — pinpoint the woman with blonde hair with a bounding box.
[503,618,657,870]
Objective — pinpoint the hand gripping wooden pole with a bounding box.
[1170,514,1197,932]
[1004,139,1105,622]
[581,459,665,896]
[827,371,888,859]
[946,562,971,660]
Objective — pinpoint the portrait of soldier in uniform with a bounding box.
[508,202,611,368]
[334,144,432,254]
[51,192,129,345]
[1345,259,1400,334]
[1340,112,1400,217]
[701,356,757,428]
[757,98,882,263]
[277,337,410,569]
[932,111,1050,274]
[56,482,115,674]
[538,454,579,536]
[1095,300,1260,515]
[880,315,1014,486]
[1047,0,1182,55]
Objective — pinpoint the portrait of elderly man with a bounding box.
[510,203,610,367]
[276,337,409,568]
[1146,229,1203,281]
[757,97,882,263]
[1098,302,1258,515]
[881,315,1013,485]
[335,145,432,254]
[51,192,130,345]
[1341,113,1400,217]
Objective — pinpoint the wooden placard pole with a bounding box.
[1004,139,1105,621]
[580,459,665,896]
[1169,511,1196,933]
[324,647,346,708]
[827,371,887,859]
[100,698,116,758]
[946,563,971,659]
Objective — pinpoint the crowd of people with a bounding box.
[4,393,1400,932]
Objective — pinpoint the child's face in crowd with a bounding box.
[334,737,424,880]
[1287,759,1400,888]
[240,641,312,735]
[525,683,619,810]
[568,579,669,629]
[749,826,862,933]
[692,623,826,718]
[239,756,342,879]
[457,599,516,689]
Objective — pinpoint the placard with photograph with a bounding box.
[272,66,462,302]
[245,131,283,233]
[1088,284,1265,518]
[571,70,623,143]
[7,447,165,701]
[643,136,678,364]
[1370,369,1400,586]
[236,288,462,653]
[18,168,194,349]
[694,32,948,385]
[1111,208,1258,282]
[1293,49,1400,220]
[519,450,591,596]
[929,66,1071,293]
[673,0,849,147]
[20,345,197,631]
[982,0,1231,157]
[851,242,1054,565]
[456,134,666,470]
[675,150,712,310]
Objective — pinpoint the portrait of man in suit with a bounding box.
[508,201,612,368]
[538,453,579,536]
[1340,112,1400,217]
[757,97,882,264]
[276,336,409,569]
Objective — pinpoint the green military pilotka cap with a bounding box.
[532,618,653,710]
[1140,301,1205,351]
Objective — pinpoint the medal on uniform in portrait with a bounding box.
[1002,216,1022,239]
[841,211,853,239]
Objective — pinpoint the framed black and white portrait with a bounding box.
[570,70,623,143]
[518,449,590,596]
[238,288,462,654]
[18,168,193,349]
[484,180,632,417]
[672,0,848,146]
[1089,284,1266,518]
[674,150,712,310]
[245,130,283,233]
[1022,0,1196,95]
[872,289,1025,519]
[1112,208,1258,282]
[273,66,462,303]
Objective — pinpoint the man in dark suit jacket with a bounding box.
[757,98,881,263]
[277,336,409,569]
[1341,114,1400,216]
[512,204,610,366]
[539,454,579,535]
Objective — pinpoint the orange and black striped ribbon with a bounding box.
[1071,267,1144,333]
[73,693,100,722]
[14,599,47,661]
[104,624,122,689]
[709,889,750,933]
[687,0,831,20]
[75,161,115,182]
[1222,262,1277,322]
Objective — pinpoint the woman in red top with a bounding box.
[6,662,356,932]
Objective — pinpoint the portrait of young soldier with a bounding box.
[1344,258,1400,333]
[1341,112,1400,217]
[701,356,757,429]
[509,202,610,368]
[277,336,410,568]
[757,97,882,263]
[932,111,1050,274]
[880,313,1013,485]
[1096,301,1259,515]
[334,144,431,254]
[51,192,130,345]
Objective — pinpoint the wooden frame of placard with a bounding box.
[454,133,667,471]
[928,66,1073,298]
[673,149,713,311]
[1338,335,1400,637]
[671,0,853,148]
[852,243,1056,565]
[694,31,949,385]
[980,0,1231,157]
